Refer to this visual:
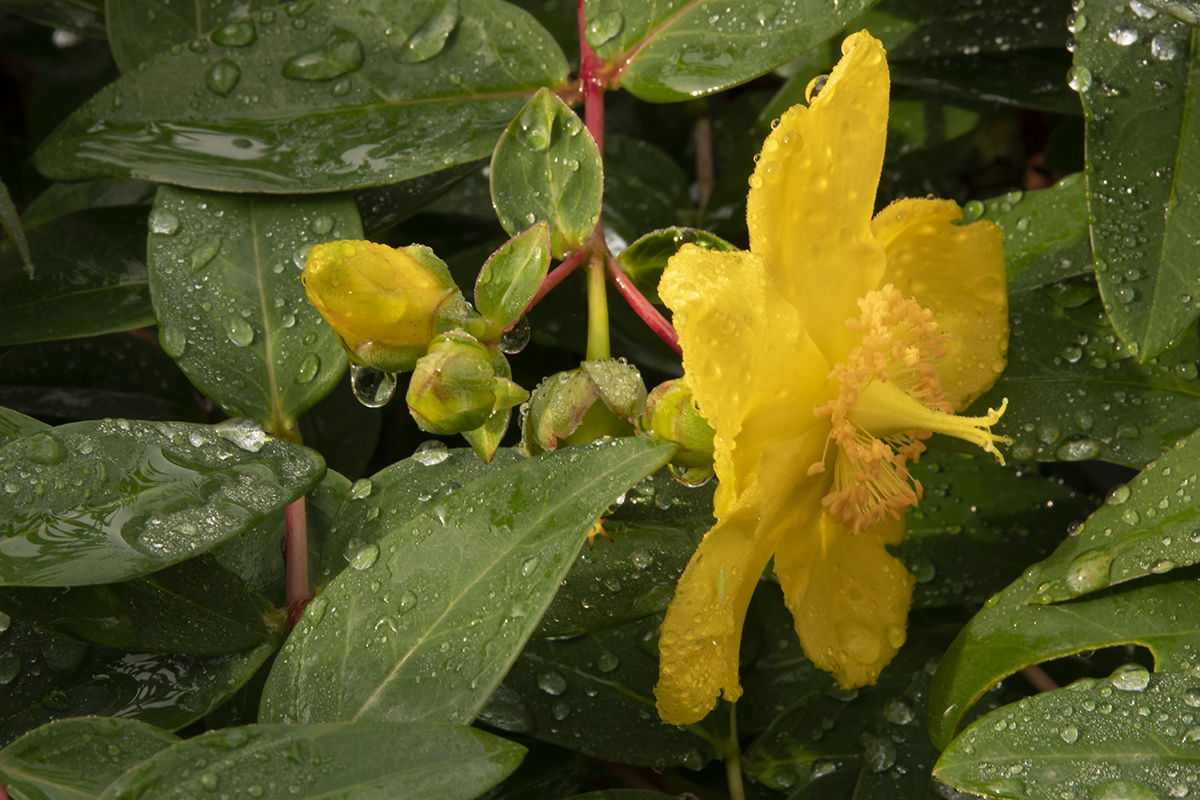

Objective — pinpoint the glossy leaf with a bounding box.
[601,134,691,247]
[473,743,588,800]
[296,370,383,481]
[891,50,1078,114]
[849,0,1066,59]
[0,554,278,654]
[0,178,32,278]
[1076,0,1200,359]
[354,161,483,235]
[481,613,720,769]
[147,185,359,432]
[587,0,875,102]
[106,0,277,75]
[0,619,274,747]
[476,222,551,331]
[973,275,1200,468]
[100,722,523,800]
[0,207,153,346]
[0,0,107,38]
[20,180,157,229]
[616,228,736,307]
[0,407,48,450]
[1142,0,1200,24]
[491,89,602,258]
[0,717,178,800]
[33,1,569,193]
[0,418,324,586]
[936,668,1200,800]
[259,438,675,726]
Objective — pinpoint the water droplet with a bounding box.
[1130,0,1157,18]
[537,669,567,695]
[205,59,241,97]
[350,478,373,499]
[350,364,397,408]
[398,2,459,62]
[1178,363,1199,380]
[397,590,418,614]
[521,556,540,577]
[586,11,624,45]
[351,544,380,571]
[1066,548,1116,593]
[863,734,896,772]
[517,102,554,151]
[1122,508,1141,525]
[1108,484,1131,505]
[295,353,320,384]
[1152,34,1178,60]
[1057,437,1100,461]
[412,440,451,466]
[1110,662,1150,691]
[1109,25,1138,45]
[191,241,219,271]
[26,432,67,465]
[883,696,914,725]
[159,324,187,359]
[282,27,364,80]
[596,652,619,672]
[1184,687,1200,707]
[1061,724,1079,743]
[309,215,334,235]
[149,208,179,234]
[499,316,531,355]
[1067,65,1093,92]
[1116,285,1137,304]
[226,317,254,347]
[0,652,19,685]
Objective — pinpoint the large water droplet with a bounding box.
[226,317,255,347]
[1107,484,1131,505]
[397,1,459,63]
[516,102,554,151]
[26,432,67,465]
[586,11,624,46]
[863,734,896,772]
[596,652,619,672]
[160,324,187,358]
[212,19,257,46]
[350,364,396,407]
[412,440,451,465]
[149,208,179,235]
[1067,65,1092,92]
[521,555,540,577]
[192,240,219,271]
[499,316,531,355]
[1057,437,1100,461]
[1108,25,1138,45]
[309,215,334,235]
[1110,662,1150,691]
[215,418,268,452]
[350,478,373,499]
[1066,548,1116,593]
[1060,724,1079,743]
[351,544,380,571]
[295,353,320,384]
[883,696,914,725]
[282,27,364,80]
[397,590,418,614]
[1152,34,1178,60]
[536,669,567,695]
[205,59,241,97]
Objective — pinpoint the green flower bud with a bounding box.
[407,331,528,435]
[522,359,647,456]
[302,240,468,373]
[640,379,715,470]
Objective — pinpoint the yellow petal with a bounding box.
[774,510,914,688]
[871,198,1008,410]
[745,31,890,361]
[660,246,830,516]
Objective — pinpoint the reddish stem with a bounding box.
[606,255,680,354]
[1,778,9,800]
[577,0,605,154]
[284,496,309,627]
[526,249,589,312]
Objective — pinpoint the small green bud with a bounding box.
[302,240,467,373]
[522,359,647,455]
[640,379,715,470]
[407,331,528,435]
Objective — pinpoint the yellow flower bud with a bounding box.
[302,240,466,373]
[406,331,527,435]
[640,379,715,471]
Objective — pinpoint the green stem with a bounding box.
[724,703,745,800]
[585,251,610,361]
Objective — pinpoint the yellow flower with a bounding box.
[654,31,1009,726]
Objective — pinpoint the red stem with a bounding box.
[577,0,605,154]
[284,496,309,627]
[526,249,589,312]
[606,255,680,354]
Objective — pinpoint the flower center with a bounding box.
[809,285,1010,534]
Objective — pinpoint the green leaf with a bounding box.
[475,222,551,331]
[473,743,588,800]
[0,207,153,346]
[482,613,720,769]
[850,0,1067,60]
[616,228,736,307]
[0,408,49,450]
[936,667,1200,800]
[99,722,524,800]
[105,0,277,75]
[259,438,675,725]
[33,1,569,193]
[354,161,483,235]
[0,178,33,278]
[0,418,324,586]
[589,0,876,103]
[147,185,360,432]
[1076,1,1200,359]
[1143,0,1200,24]
[20,180,157,230]
[891,50,1079,114]
[0,619,274,747]
[296,369,382,481]
[491,89,603,258]
[972,275,1200,469]
[0,718,178,800]
[0,554,277,654]
[601,134,691,246]
[0,0,107,38]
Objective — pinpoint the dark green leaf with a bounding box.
[474,743,588,800]
[106,0,277,75]
[20,181,157,230]
[850,0,1066,60]
[936,668,1200,800]
[590,0,875,103]
[0,619,273,747]
[0,0,106,38]
[973,275,1200,468]
[99,722,524,800]
[259,438,675,725]
[0,178,32,278]
[0,334,204,425]
[1142,0,1200,24]
[0,207,153,346]
[566,793,678,800]
[0,554,278,654]
[0,418,324,586]
[491,89,602,258]
[891,50,1079,114]
[0,718,178,800]
[1076,1,1200,359]
[147,185,360,432]
[601,134,691,246]
[616,228,736,307]
[33,1,569,193]
[476,222,551,331]
[296,370,383,481]
[354,161,483,235]
[483,613,720,769]
[0,408,48,450]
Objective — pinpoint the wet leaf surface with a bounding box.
[106,0,277,75]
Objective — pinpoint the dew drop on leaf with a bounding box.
[226,317,255,347]
[295,353,320,384]
[205,59,242,97]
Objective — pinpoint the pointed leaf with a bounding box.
[849,0,1067,59]
[616,228,736,307]
[20,180,157,229]
[1076,0,1200,359]
[147,185,360,432]
[106,0,277,75]
[99,722,524,800]
[491,90,602,258]
[0,418,324,586]
[259,438,675,725]
[475,222,551,331]
[34,1,568,193]
[0,178,32,278]
[0,207,153,346]
[0,407,48,450]
[0,718,178,800]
